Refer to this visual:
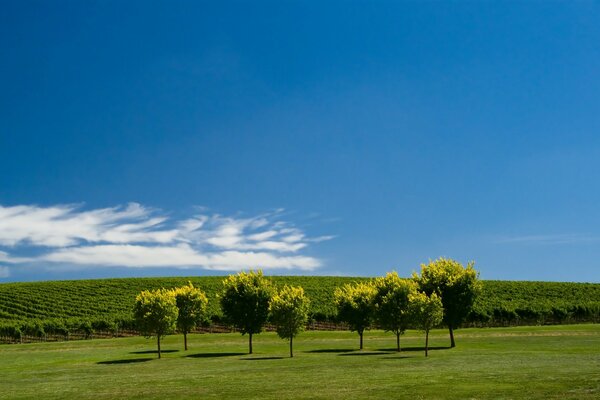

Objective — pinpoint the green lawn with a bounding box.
[1,325,599,399]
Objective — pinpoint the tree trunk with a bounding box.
[184,332,188,351]
[425,329,429,357]
[359,330,364,350]
[396,331,401,352]
[449,325,455,348]
[289,336,293,358]
[249,332,253,354]
[157,335,161,359]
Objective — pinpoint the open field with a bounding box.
[1,324,599,399]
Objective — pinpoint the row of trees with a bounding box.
[336,258,480,353]
[133,258,479,358]
[133,284,208,358]
[335,274,444,355]
[133,275,311,358]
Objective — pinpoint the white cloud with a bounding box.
[247,230,278,241]
[0,203,332,272]
[0,203,177,247]
[41,244,319,271]
[0,266,9,278]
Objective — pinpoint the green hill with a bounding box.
[0,276,599,339]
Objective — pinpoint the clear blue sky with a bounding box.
[1,1,600,282]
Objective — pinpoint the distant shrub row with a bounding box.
[0,316,137,342]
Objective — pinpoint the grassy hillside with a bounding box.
[0,276,599,338]
[1,325,599,399]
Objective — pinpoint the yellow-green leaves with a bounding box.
[373,271,417,350]
[409,291,444,331]
[133,288,178,338]
[133,288,179,358]
[270,285,310,340]
[414,257,481,347]
[171,283,209,350]
[220,270,274,354]
[334,281,376,349]
[269,285,310,357]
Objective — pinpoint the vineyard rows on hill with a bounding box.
[0,277,599,341]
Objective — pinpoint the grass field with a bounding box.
[1,324,599,399]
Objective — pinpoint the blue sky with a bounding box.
[1,1,600,282]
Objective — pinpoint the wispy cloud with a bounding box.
[495,233,600,245]
[0,266,9,278]
[0,203,332,274]
[0,203,176,247]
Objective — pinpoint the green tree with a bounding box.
[269,285,310,358]
[373,272,417,351]
[409,291,444,356]
[413,258,481,347]
[133,288,178,358]
[172,283,209,351]
[220,270,274,354]
[334,281,376,350]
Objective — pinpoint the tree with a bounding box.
[373,272,417,351]
[413,258,481,348]
[133,288,178,359]
[409,291,444,357]
[220,270,274,354]
[172,283,209,351]
[269,285,310,358]
[334,281,376,350]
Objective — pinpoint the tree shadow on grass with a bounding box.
[97,358,153,365]
[130,349,179,354]
[186,352,246,358]
[376,346,451,352]
[242,356,284,361]
[338,351,388,357]
[304,348,355,354]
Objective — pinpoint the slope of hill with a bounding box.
[0,276,598,337]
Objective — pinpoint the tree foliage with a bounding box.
[409,291,444,356]
[220,270,274,354]
[171,283,208,351]
[133,288,178,358]
[373,272,417,351]
[413,258,481,347]
[334,281,376,350]
[269,285,310,357]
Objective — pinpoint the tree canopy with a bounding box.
[133,288,178,358]
[269,285,310,357]
[172,283,208,351]
[373,271,417,351]
[220,270,274,354]
[409,291,444,356]
[334,281,376,350]
[413,258,481,347]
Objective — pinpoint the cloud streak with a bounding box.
[495,233,600,245]
[0,203,331,274]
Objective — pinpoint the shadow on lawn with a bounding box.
[97,358,153,365]
[242,356,284,361]
[376,346,451,352]
[304,348,355,354]
[130,350,179,354]
[338,351,388,357]
[186,352,246,358]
